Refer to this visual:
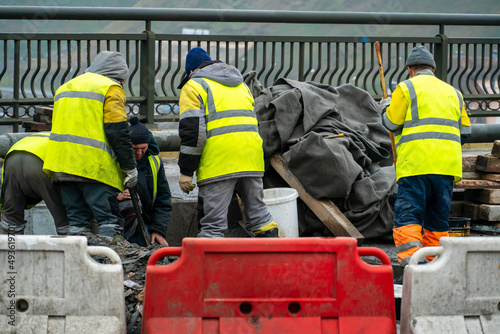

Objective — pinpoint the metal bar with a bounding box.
[2,7,500,26]
[13,39,20,131]
[139,27,155,124]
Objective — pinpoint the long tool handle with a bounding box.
[375,41,397,167]
[129,186,149,245]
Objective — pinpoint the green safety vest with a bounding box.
[43,72,125,191]
[187,77,264,183]
[394,74,463,183]
[1,132,51,210]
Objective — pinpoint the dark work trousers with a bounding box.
[394,174,454,232]
[198,177,273,238]
[0,152,68,234]
[60,181,123,239]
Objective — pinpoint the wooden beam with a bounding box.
[454,179,500,189]
[476,154,500,173]
[270,154,364,244]
[492,140,500,158]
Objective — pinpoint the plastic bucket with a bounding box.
[263,188,299,238]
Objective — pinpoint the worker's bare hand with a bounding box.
[150,232,169,246]
[117,189,131,201]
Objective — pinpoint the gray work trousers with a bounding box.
[60,181,123,239]
[198,177,273,238]
[0,152,68,234]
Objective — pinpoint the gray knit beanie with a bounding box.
[406,46,436,69]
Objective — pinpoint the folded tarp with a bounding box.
[250,76,396,239]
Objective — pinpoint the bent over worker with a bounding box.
[381,46,471,267]
[0,133,68,235]
[177,47,278,238]
[117,116,171,246]
[43,51,137,241]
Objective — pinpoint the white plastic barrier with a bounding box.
[401,237,500,334]
[0,235,125,334]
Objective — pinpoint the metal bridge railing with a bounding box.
[0,7,499,131]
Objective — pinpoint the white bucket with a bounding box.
[263,187,299,238]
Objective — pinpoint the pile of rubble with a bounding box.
[83,233,171,334]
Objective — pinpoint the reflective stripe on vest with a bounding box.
[394,74,463,183]
[186,77,264,182]
[148,155,161,201]
[44,72,125,191]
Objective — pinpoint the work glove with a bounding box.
[179,174,195,193]
[379,97,392,110]
[123,168,138,188]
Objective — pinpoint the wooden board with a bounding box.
[462,155,478,172]
[454,179,500,189]
[463,202,480,220]
[479,204,500,221]
[475,154,500,173]
[482,174,500,182]
[478,189,500,204]
[270,154,364,243]
[492,140,500,158]
[462,172,481,180]
[450,200,464,217]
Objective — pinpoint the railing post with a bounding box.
[434,30,449,82]
[13,40,20,132]
[140,21,156,126]
[298,42,305,81]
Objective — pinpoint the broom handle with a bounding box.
[375,41,397,167]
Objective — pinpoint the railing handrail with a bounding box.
[1,6,500,26]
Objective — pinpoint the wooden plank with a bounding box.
[463,202,480,220]
[478,189,500,204]
[462,155,478,172]
[462,171,481,180]
[482,174,500,182]
[479,204,500,221]
[35,106,54,116]
[492,140,500,158]
[450,201,464,217]
[270,154,364,243]
[475,154,500,173]
[454,179,500,189]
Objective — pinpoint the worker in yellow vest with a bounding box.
[381,46,471,269]
[43,51,137,241]
[177,47,278,238]
[0,133,68,235]
[117,116,171,246]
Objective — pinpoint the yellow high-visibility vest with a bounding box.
[186,77,264,183]
[394,74,463,183]
[1,132,51,210]
[148,155,161,201]
[43,72,125,191]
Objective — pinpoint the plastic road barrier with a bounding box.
[401,237,500,334]
[142,237,396,333]
[0,235,126,334]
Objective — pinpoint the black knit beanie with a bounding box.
[129,116,150,144]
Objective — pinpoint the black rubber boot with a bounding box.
[255,228,279,238]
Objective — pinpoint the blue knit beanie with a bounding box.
[129,116,150,144]
[185,47,212,74]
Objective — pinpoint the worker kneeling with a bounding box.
[117,117,171,246]
[177,47,277,238]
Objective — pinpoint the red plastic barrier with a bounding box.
[142,237,396,334]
